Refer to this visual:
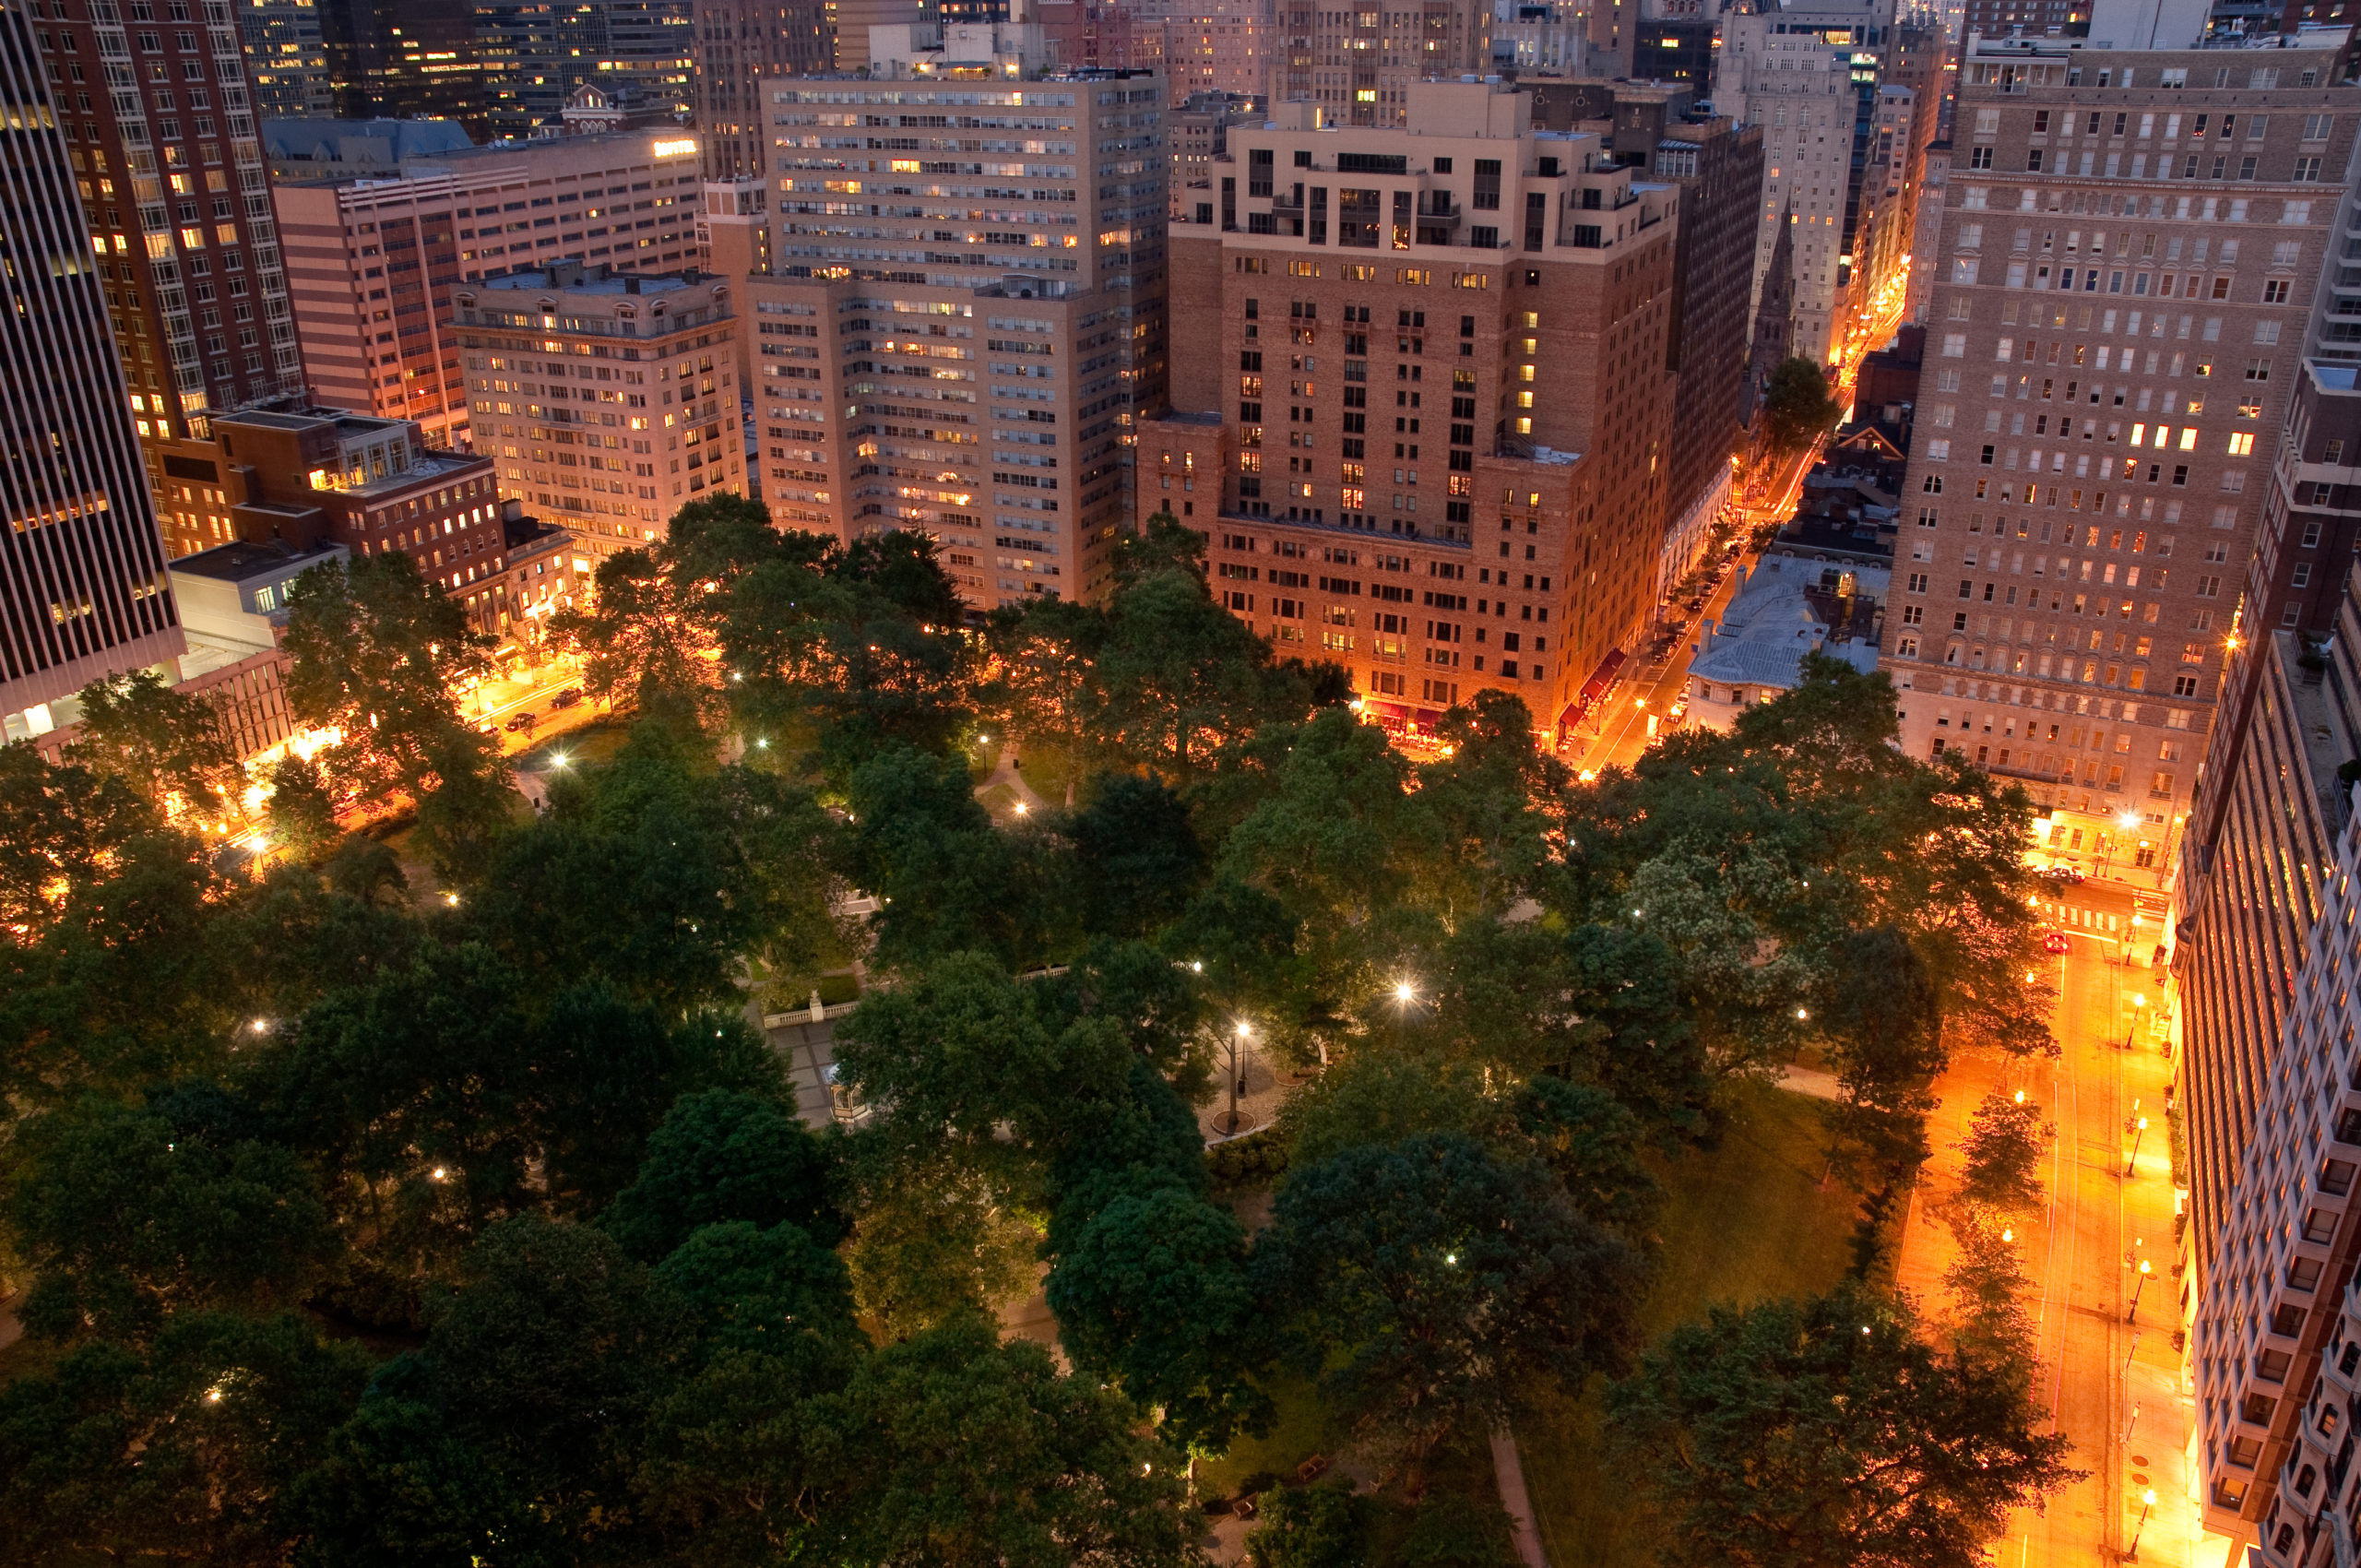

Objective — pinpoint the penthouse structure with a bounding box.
[743,23,1168,608]
[1141,80,1679,746]
[271,129,706,447]
[456,262,744,559]
[0,0,186,739]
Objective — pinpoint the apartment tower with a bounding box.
[1139,81,1679,747]
[456,262,745,559]
[0,0,187,738]
[743,23,1168,609]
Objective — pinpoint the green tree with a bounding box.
[813,1313,1199,1568]
[841,1150,1040,1340]
[1512,1075,1663,1239]
[284,1396,534,1568]
[1046,1183,1269,1452]
[0,742,159,935]
[68,668,244,825]
[262,751,344,862]
[602,1087,842,1264]
[833,950,1131,1164]
[1071,772,1206,938]
[1395,1491,1522,1568]
[1243,1479,1373,1568]
[1253,1132,1643,1465]
[841,744,1060,969]
[1761,355,1842,456]
[0,1312,371,1567]
[280,552,508,870]
[1605,1283,2079,1568]
[418,1216,692,1539]
[654,1219,860,1363]
[1953,1089,2050,1218]
[6,1094,340,1341]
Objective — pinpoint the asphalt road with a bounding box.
[1895,906,2190,1568]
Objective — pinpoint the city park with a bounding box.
[0,493,2082,1566]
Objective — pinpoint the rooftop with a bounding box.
[481,260,711,297]
[169,538,343,586]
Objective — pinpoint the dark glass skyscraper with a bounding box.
[0,0,185,734]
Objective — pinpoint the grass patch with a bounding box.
[1195,1371,1342,1500]
[515,715,631,772]
[1518,1081,1860,1568]
[1011,742,1077,808]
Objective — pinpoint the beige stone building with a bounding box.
[454,262,745,559]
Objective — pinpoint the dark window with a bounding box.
[1525,191,1547,252]
[1249,148,1274,198]
[1472,158,1501,210]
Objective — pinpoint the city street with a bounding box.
[1892,890,2191,1568]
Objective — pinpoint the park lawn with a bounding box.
[1518,1080,1863,1568]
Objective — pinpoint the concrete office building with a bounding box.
[1275,0,1491,127]
[272,128,706,447]
[691,0,833,184]
[1145,0,1273,105]
[0,0,187,739]
[744,23,1168,608]
[456,262,745,560]
[1876,35,2359,857]
[233,0,330,118]
[2185,563,2361,1555]
[1720,0,1928,365]
[34,0,309,562]
[1139,81,1679,746]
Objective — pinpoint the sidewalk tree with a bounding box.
[281,552,509,870]
[1954,1089,2049,1218]
[1243,1479,1375,1568]
[1606,1283,2079,1568]
[1253,1132,1643,1467]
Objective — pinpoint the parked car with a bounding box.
[2040,865,2086,885]
[551,686,585,709]
[2042,932,2071,954]
[504,710,539,734]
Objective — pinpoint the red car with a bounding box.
[2042,932,2071,954]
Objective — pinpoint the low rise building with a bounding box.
[211,407,517,635]
[167,537,347,760]
[455,262,745,560]
[1683,553,1886,730]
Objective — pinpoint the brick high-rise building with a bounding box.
[34,0,312,562]
[1879,35,2358,851]
[743,24,1168,609]
[0,0,187,740]
[690,0,831,185]
[456,261,745,560]
[1138,81,1679,746]
[474,0,694,140]
[1275,0,1490,127]
[272,128,706,448]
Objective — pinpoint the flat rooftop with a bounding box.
[170,538,343,584]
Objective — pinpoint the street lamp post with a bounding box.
[2125,1488,2158,1561]
[1223,1021,1252,1137]
[2125,1113,2150,1177]
[2126,1258,2153,1321]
